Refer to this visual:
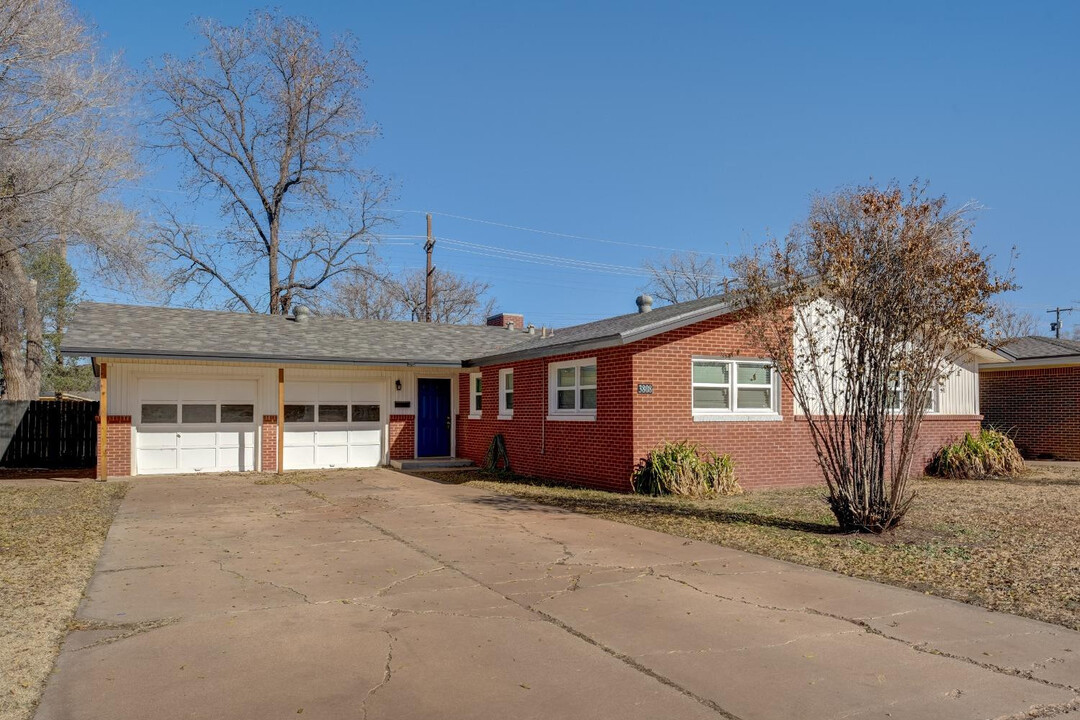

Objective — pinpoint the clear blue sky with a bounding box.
[79,0,1080,331]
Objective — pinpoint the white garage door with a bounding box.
[283,381,383,469]
[136,378,257,474]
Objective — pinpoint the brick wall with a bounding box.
[456,346,635,492]
[261,415,278,471]
[630,312,820,489]
[458,310,983,493]
[630,314,981,489]
[98,415,131,478]
[388,415,415,460]
[980,366,1080,460]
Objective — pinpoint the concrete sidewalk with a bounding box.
[36,470,1080,720]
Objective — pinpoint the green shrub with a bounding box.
[926,429,1025,479]
[631,440,742,498]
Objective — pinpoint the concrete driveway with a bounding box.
[36,470,1080,720]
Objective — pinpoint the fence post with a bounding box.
[98,363,108,481]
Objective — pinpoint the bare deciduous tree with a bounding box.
[731,182,1012,533]
[149,10,392,315]
[989,303,1039,340]
[395,268,494,324]
[318,263,399,321]
[0,0,138,399]
[643,251,724,304]
[322,260,495,325]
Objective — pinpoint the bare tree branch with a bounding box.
[643,251,725,304]
[319,258,495,325]
[148,10,393,315]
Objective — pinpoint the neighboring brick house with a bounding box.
[459,295,986,490]
[63,295,986,488]
[980,336,1080,461]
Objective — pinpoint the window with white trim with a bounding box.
[887,373,937,413]
[499,368,514,418]
[469,373,483,418]
[692,359,778,415]
[548,359,597,418]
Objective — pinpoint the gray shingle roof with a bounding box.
[61,303,535,366]
[465,294,739,365]
[993,336,1080,361]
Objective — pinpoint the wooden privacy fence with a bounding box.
[0,400,99,469]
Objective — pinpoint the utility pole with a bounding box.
[1047,306,1074,339]
[424,213,435,323]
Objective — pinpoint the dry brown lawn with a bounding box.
[0,481,127,720]
[419,463,1080,631]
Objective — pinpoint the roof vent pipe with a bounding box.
[527,324,536,335]
[506,320,515,331]
[293,305,311,323]
[636,294,653,314]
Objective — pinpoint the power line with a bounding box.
[437,235,727,280]
[387,208,734,257]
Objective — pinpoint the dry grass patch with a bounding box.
[0,481,127,720]
[422,465,1080,631]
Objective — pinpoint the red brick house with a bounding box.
[980,336,1080,461]
[63,295,986,488]
[459,296,986,490]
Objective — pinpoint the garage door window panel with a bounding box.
[318,404,348,422]
[141,403,178,424]
[352,404,380,422]
[182,404,217,423]
[285,404,315,423]
[220,404,255,423]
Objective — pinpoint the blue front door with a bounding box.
[416,378,452,457]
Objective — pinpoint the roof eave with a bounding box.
[466,299,740,366]
[61,347,465,368]
[619,300,737,344]
[980,355,1080,370]
[465,334,625,367]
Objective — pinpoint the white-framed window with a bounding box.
[887,374,938,413]
[692,358,779,417]
[548,358,597,420]
[499,368,514,419]
[469,372,483,418]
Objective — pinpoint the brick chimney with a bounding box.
[487,312,525,330]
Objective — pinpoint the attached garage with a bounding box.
[283,381,383,469]
[136,378,257,474]
[62,303,528,478]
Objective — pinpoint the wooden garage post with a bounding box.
[98,362,108,481]
[277,368,285,474]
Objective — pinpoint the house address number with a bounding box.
[637,383,654,395]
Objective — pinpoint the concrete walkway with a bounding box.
[36,470,1080,720]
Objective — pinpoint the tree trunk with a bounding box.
[0,250,43,400]
[268,215,281,315]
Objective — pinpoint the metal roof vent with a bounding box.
[636,294,653,314]
[292,305,311,323]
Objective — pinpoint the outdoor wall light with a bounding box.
[395,379,402,392]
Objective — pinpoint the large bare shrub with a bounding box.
[731,182,1012,532]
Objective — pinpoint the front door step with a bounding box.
[389,458,476,471]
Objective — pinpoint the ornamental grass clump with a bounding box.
[632,441,741,498]
[927,429,1025,479]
